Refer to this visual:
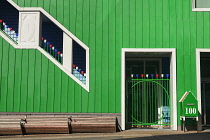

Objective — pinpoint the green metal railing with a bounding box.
[126,74,170,129]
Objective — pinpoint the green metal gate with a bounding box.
[126,74,170,129]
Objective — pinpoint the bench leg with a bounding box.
[20,123,25,135]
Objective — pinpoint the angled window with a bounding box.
[0,0,89,91]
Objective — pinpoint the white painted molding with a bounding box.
[192,0,210,11]
[18,12,41,47]
[195,49,210,131]
[121,50,125,130]
[121,48,177,130]
[63,32,73,73]
[85,48,90,90]
[196,49,210,114]
[170,49,177,131]
[5,0,90,92]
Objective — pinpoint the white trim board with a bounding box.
[4,0,90,92]
[121,48,177,130]
[196,49,210,130]
[192,0,210,11]
[196,49,210,114]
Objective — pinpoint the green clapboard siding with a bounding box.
[0,0,210,126]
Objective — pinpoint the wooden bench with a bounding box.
[0,116,25,135]
[69,117,117,133]
[0,115,117,135]
[20,116,70,134]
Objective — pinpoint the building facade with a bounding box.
[0,0,210,131]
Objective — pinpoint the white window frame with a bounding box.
[192,0,210,11]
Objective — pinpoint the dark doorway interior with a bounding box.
[201,52,210,128]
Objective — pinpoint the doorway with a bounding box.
[125,55,170,129]
[121,48,177,130]
[200,52,210,128]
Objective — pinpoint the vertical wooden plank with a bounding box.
[68,78,75,112]
[155,0,163,48]
[63,0,70,30]
[163,0,170,48]
[49,0,57,18]
[17,0,25,7]
[81,0,90,113]
[183,0,190,55]
[37,0,44,8]
[24,0,31,7]
[94,0,103,113]
[0,38,8,112]
[47,61,55,112]
[27,50,35,112]
[54,66,61,112]
[56,0,64,24]
[101,0,109,113]
[0,38,3,111]
[7,45,15,112]
[108,0,116,113]
[19,50,29,112]
[169,0,177,49]
[149,0,156,48]
[203,13,210,49]
[129,0,135,48]
[43,0,51,13]
[189,3,198,94]
[74,85,82,113]
[75,0,83,39]
[136,0,143,48]
[176,0,184,99]
[40,57,48,112]
[13,49,22,112]
[115,0,123,113]
[183,0,191,90]
[88,0,96,113]
[61,73,68,112]
[142,0,150,48]
[122,0,129,48]
[30,0,38,7]
[82,0,90,45]
[69,0,76,34]
[81,88,88,113]
[33,50,42,112]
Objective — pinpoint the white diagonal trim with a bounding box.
[7,0,89,51]
[0,32,89,91]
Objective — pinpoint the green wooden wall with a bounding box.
[0,37,89,113]
[1,0,210,125]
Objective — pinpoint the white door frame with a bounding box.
[121,48,177,130]
[196,49,210,129]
